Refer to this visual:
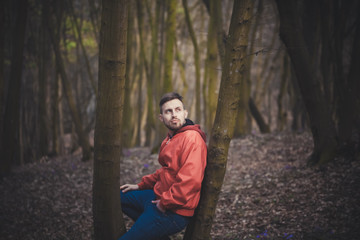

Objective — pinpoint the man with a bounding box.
[119,92,207,240]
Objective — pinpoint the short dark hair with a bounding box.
[159,92,183,113]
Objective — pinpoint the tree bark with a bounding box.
[92,0,128,239]
[234,1,264,137]
[1,0,28,176]
[276,0,337,165]
[183,1,254,239]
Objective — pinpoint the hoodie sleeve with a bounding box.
[138,168,161,190]
[159,132,207,210]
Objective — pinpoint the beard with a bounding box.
[164,119,184,131]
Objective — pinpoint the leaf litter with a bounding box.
[0,132,359,239]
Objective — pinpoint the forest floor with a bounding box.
[1,132,360,240]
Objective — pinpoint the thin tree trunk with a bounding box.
[162,0,176,93]
[52,1,64,156]
[51,74,60,155]
[277,53,289,131]
[256,19,280,107]
[38,7,49,157]
[249,97,270,133]
[152,0,167,150]
[319,1,333,107]
[204,0,219,135]
[0,2,5,151]
[214,0,225,68]
[338,2,360,152]
[146,0,160,147]
[174,39,188,97]
[93,0,128,239]
[183,0,201,123]
[276,0,337,165]
[289,66,306,132]
[136,0,155,147]
[122,2,134,148]
[184,1,254,239]
[137,62,144,146]
[1,0,28,176]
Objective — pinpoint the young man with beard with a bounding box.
[119,92,207,240]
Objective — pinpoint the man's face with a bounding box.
[159,99,188,134]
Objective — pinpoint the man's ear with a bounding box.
[158,114,164,122]
[184,110,188,119]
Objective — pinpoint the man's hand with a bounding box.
[152,200,166,213]
[120,184,139,193]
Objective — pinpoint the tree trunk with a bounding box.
[339,2,360,155]
[137,64,144,146]
[122,2,134,148]
[145,0,161,147]
[183,1,254,239]
[277,53,289,131]
[0,1,5,151]
[136,0,155,147]
[234,1,264,138]
[276,0,337,165]
[1,0,28,176]
[213,0,225,68]
[183,0,201,123]
[204,0,220,135]
[51,74,60,155]
[45,1,92,161]
[249,97,270,133]
[92,0,128,239]
[38,5,49,157]
[335,1,359,147]
[162,0,176,94]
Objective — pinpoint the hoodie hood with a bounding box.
[173,118,207,142]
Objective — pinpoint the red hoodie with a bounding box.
[137,124,207,216]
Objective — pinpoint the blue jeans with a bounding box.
[119,189,190,240]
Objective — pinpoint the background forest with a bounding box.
[2,0,360,168]
[1,0,360,239]
[0,0,304,167]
